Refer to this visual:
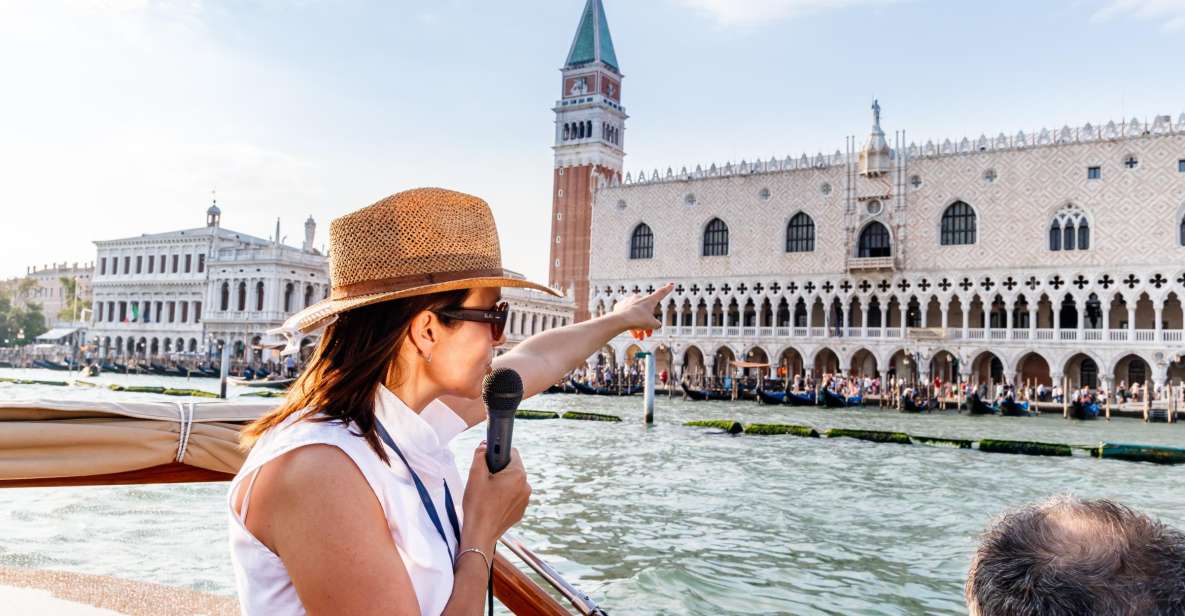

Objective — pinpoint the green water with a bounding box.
[1,369,1183,615]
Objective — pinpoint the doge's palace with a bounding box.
[585,103,1185,392]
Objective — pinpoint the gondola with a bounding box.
[966,393,996,415]
[32,359,71,371]
[999,398,1034,417]
[900,395,929,413]
[757,389,785,405]
[228,376,296,390]
[784,390,817,406]
[570,379,642,396]
[679,382,731,401]
[819,389,861,408]
[1069,399,1100,420]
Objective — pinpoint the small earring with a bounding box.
[425,352,433,364]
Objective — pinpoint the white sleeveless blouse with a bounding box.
[227,386,469,615]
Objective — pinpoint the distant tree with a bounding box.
[0,295,12,346]
[7,302,46,344]
[57,276,85,321]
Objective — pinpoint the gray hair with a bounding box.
[966,496,1185,616]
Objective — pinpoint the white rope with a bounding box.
[174,401,195,463]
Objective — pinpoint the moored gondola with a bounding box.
[999,398,1035,417]
[900,395,928,413]
[1069,399,1101,420]
[570,379,642,396]
[757,389,785,405]
[680,382,731,401]
[966,393,996,415]
[820,388,861,408]
[784,390,817,406]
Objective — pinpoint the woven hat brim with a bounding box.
[283,276,562,334]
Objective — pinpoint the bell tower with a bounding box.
[549,0,626,322]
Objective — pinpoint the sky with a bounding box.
[1,0,1183,282]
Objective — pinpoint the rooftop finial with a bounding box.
[872,98,881,129]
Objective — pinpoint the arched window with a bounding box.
[940,201,976,245]
[255,281,265,311]
[630,223,653,259]
[304,285,314,308]
[562,124,570,140]
[702,218,729,256]
[857,222,891,257]
[1181,214,1185,246]
[1049,204,1090,252]
[219,282,229,311]
[785,213,815,253]
[284,283,294,312]
[237,282,247,311]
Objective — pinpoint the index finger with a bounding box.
[644,283,675,304]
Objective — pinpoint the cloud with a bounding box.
[1093,0,1185,31]
[672,0,905,27]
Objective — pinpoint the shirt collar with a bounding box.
[372,385,467,458]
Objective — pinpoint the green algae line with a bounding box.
[562,411,623,422]
[1097,442,1185,464]
[911,435,973,449]
[744,423,819,437]
[824,428,912,445]
[684,419,744,434]
[516,410,560,420]
[976,439,1072,457]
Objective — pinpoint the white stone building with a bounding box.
[89,201,328,363]
[17,262,93,328]
[502,278,576,350]
[586,104,1185,392]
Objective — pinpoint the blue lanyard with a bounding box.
[373,419,461,562]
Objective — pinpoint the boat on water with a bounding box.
[1070,399,1101,420]
[784,390,817,406]
[31,359,73,371]
[819,389,862,408]
[569,379,641,396]
[228,376,296,390]
[0,398,605,616]
[757,389,784,405]
[679,382,731,401]
[966,393,996,415]
[900,395,931,413]
[999,398,1035,417]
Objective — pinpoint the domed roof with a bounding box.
[207,203,221,216]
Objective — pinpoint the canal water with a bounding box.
[1,368,1184,615]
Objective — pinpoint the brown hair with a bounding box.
[239,289,471,464]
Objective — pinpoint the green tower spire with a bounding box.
[564,0,618,72]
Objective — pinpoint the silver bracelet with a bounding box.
[456,547,492,573]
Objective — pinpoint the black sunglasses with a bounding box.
[433,301,510,340]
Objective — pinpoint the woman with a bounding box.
[227,188,670,615]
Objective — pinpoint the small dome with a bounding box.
[207,204,221,216]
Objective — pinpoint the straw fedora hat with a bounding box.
[283,187,560,333]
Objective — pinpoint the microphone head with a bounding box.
[482,367,523,417]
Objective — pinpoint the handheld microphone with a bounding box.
[482,368,523,474]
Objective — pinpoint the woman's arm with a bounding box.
[442,284,672,427]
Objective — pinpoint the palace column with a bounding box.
[1077,296,1086,342]
[1127,303,1137,342]
[880,298,889,339]
[1154,298,1165,343]
[1005,299,1015,340]
[860,304,869,338]
[961,303,970,340]
[1102,301,1111,340]
[1028,304,1038,340]
[982,303,991,338]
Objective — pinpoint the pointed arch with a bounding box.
[702,218,729,256]
[785,212,815,252]
[939,200,976,245]
[629,223,653,259]
[857,221,891,257]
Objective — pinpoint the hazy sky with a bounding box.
[1,0,1183,282]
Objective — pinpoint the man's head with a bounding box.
[967,496,1185,616]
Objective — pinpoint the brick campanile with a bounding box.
[549,0,626,322]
